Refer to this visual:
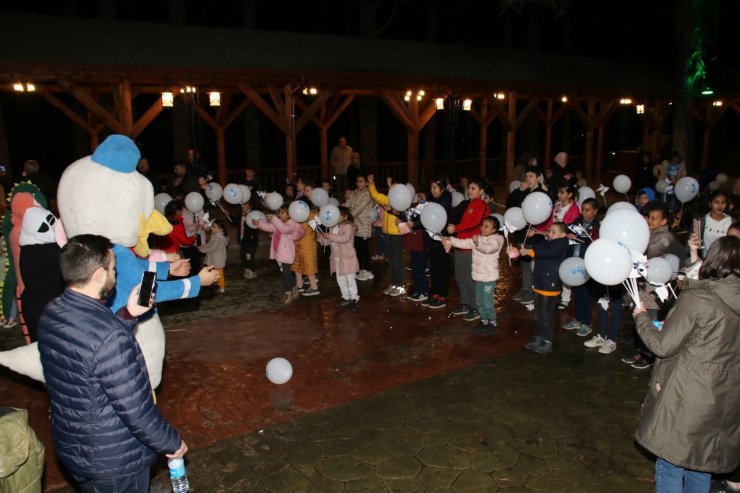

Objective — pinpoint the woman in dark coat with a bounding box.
[633,235,740,492]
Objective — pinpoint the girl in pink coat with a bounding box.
[254,206,306,304]
[444,216,504,334]
[318,207,361,311]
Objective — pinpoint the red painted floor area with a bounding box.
[1,275,536,492]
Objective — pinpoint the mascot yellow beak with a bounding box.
[133,210,173,258]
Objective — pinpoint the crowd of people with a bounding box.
[1,142,738,493]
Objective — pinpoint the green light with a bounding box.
[701,88,714,95]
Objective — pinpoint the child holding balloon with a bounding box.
[519,222,570,355]
[692,190,732,257]
[443,216,504,333]
[254,206,306,304]
[293,183,321,295]
[367,174,406,297]
[198,220,228,294]
[317,207,361,311]
[239,203,260,280]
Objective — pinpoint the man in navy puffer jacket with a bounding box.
[38,234,186,492]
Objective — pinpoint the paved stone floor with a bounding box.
[1,239,663,492]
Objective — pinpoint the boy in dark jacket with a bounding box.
[519,222,569,355]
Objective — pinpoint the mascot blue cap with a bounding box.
[91,134,140,173]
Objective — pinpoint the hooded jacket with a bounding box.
[634,274,740,473]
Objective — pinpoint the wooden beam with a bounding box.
[417,98,439,129]
[237,84,288,133]
[489,99,513,131]
[295,91,332,133]
[131,98,163,138]
[222,98,251,130]
[215,91,233,127]
[324,95,355,129]
[268,86,285,117]
[59,79,126,134]
[514,98,540,130]
[505,92,517,182]
[569,101,591,129]
[117,79,133,134]
[38,91,93,132]
[379,90,414,130]
[730,102,740,115]
[192,104,219,130]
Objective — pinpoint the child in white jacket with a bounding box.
[444,216,504,333]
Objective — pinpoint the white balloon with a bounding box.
[328,197,340,207]
[509,180,521,193]
[612,174,632,194]
[154,193,173,215]
[406,183,416,199]
[239,185,252,204]
[655,180,668,194]
[288,200,310,223]
[674,176,700,203]
[184,192,204,214]
[503,207,526,231]
[663,253,680,281]
[716,173,728,184]
[318,204,340,228]
[584,238,633,285]
[205,182,223,201]
[607,201,636,215]
[266,357,293,385]
[645,257,672,285]
[451,191,465,208]
[310,188,329,208]
[600,208,650,254]
[558,257,590,287]
[708,180,719,192]
[264,192,284,211]
[420,202,447,233]
[491,213,505,229]
[521,191,552,225]
[577,186,595,207]
[370,206,379,222]
[389,183,413,211]
[222,183,242,205]
[246,210,266,229]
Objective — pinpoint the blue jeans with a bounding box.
[77,468,150,493]
[534,293,558,342]
[476,281,497,322]
[655,457,710,493]
[598,297,622,341]
[384,235,404,286]
[280,262,294,291]
[572,283,592,325]
[454,250,475,308]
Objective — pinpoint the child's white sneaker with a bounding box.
[598,339,617,354]
[584,334,606,348]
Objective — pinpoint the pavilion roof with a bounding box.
[0,13,677,97]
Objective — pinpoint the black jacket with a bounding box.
[38,290,180,480]
[529,237,569,292]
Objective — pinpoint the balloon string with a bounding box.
[214,200,233,223]
[523,224,532,247]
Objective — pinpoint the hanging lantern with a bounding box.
[161,91,174,107]
[209,91,221,107]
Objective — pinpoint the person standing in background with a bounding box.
[330,136,353,198]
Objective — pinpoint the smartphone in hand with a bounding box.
[137,271,157,306]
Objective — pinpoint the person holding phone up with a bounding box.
[38,235,187,493]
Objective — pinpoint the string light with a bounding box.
[712,100,723,107]
[13,82,35,92]
[561,96,568,103]
[636,104,645,114]
[619,98,633,105]
[494,92,505,100]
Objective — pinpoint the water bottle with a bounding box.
[168,457,189,493]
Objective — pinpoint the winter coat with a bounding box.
[634,274,740,473]
[452,198,490,251]
[198,231,228,268]
[258,216,305,264]
[528,237,569,294]
[155,216,195,253]
[292,217,318,275]
[368,182,401,235]
[0,407,44,493]
[38,289,181,480]
[319,223,360,276]
[639,226,677,311]
[347,187,374,238]
[448,234,504,282]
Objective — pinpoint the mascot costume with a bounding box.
[0,135,209,388]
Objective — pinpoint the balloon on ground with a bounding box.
[266,357,293,384]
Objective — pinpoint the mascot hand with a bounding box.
[170,258,191,277]
[199,265,220,286]
[127,284,154,318]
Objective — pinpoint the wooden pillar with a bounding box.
[284,84,296,182]
[544,100,553,169]
[479,103,488,178]
[88,131,99,151]
[320,126,328,181]
[506,92,517,183]
[584,99,596,177]
[216,128,226,185]
[407,130,419,184]
[595,124,605,180]
[118,79,133,135]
